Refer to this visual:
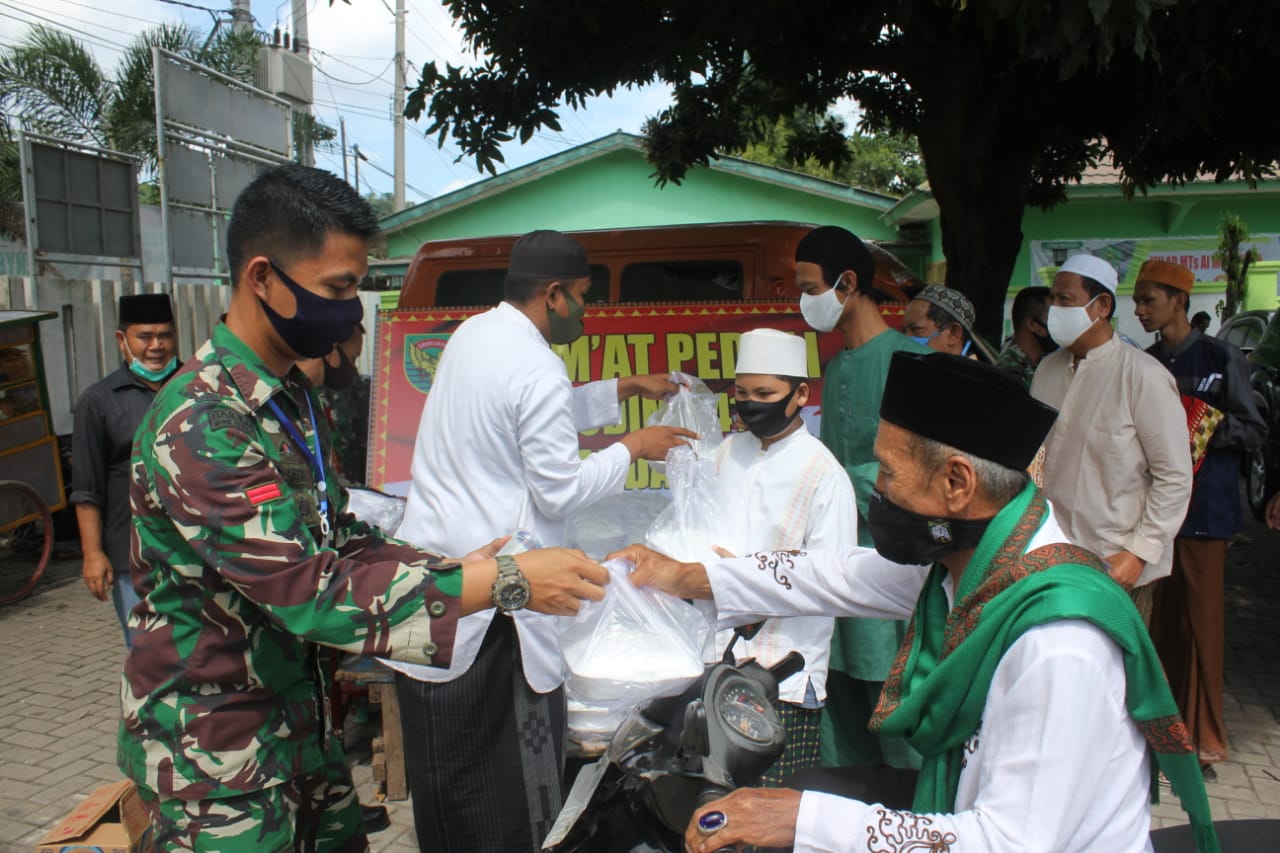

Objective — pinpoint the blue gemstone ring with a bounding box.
[697,810,728,834]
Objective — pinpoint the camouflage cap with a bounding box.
[913,285,975,331]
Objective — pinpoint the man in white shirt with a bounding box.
[390,230,695,852]
[614,352,1218,853]
[709,328,858,783]
[1030,253,1191,621]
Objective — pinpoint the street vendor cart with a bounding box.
[0,309,65,604]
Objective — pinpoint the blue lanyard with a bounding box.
[266,390,332,545]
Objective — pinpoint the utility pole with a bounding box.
[353,144,367,194]
[292,0,315,166]
[231,0,252,35]
[340,117,348,184]
[393,0,406,212]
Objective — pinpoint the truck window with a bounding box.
[436,266,610,308]
[619,260,744,303]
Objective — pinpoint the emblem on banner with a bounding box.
[404,334,450,394]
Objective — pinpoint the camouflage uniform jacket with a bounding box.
[996,339,1037,389]
[119,322,461,801]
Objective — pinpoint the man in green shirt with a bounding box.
[794,226,928,769]
[119,164,608,852]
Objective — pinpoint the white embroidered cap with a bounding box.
[735,328,808,378]
[1058,254,1119,293]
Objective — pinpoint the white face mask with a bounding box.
[799,284,847,332]
[1046,295,1103,348]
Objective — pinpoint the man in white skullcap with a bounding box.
[705,328,858,783]
[1030,254,1191,621]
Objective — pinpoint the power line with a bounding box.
[0,0,143,44]
[146,0,220,11]
[34,0,171,28]
[0,6,134,54]
[312,53,395,87]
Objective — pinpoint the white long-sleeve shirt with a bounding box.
[1030,334,1191,586]
[709,428,858,704]
[387,301,630,690]
[705,507,1153,853]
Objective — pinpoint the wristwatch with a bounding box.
[491,554,531,612]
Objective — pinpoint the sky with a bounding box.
[0,0,676,205]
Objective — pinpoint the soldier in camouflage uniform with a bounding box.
[995,286,1055,388]
[298,323,371,487]
[119,164,608,852]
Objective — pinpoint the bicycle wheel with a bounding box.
[0,480,53,605]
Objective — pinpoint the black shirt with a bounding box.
[70,364,161,574]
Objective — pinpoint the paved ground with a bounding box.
[3,515,1280,850]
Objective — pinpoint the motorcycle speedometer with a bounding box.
[716,683,773,744]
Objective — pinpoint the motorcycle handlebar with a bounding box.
[767,651,805,686]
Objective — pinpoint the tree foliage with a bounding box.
[403,0,1280,337]
[735,114,927,197]
[1214,213,1260,322]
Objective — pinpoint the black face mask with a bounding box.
[265,260,364,359]
[735,387,799,440]
[324,346,358,391]
[866,488,994,565]
[1032,320,1059,355]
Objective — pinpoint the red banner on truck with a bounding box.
[369,301,905,492]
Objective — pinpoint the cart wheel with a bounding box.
[0,480,53,605]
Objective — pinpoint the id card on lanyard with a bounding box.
[266,391,333,548]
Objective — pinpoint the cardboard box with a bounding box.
[36,779,152,853]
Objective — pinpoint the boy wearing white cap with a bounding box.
[1031,254,1191,620]
[710,328,858,783]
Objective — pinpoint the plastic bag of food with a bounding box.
[561,559,711,745]
[344,488,407,535]
[644,444,721,563]
[646,372,723,461]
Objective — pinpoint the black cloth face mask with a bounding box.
[265,260,364,359]
[324,346,358,391]
[866,488,994,565]
[735,387,799,440]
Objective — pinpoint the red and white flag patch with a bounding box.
[246,481,284,505]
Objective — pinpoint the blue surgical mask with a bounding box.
[907,329,942,348]
[265,260,364,359]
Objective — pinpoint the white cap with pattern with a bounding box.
[735,328,808,377]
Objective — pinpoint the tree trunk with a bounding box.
[911,60,1046,343]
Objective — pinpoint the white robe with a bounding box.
[387,302,628,690]
[705,507,1153,853]
[708,428,858,704]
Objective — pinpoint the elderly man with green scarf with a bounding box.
[613,351,1218,853]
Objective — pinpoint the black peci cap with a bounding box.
[880,351,1058,470]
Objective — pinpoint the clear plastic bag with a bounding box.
[561,559,711,746]
[646,372,723,461]
[644,445,722,563]
[344,488,407,535]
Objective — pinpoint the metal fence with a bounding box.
[0,277,379,435]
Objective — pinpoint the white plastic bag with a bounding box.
[561,559,710,745]
[646,373,723,461]
[645,445,722,563]
[344,488,407,534]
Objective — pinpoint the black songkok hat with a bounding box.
[795,225,875,293]
[119,293,174,325]
[880,351,1058,470]
[508,229,590,279]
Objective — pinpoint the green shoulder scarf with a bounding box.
[869,483,1219,853]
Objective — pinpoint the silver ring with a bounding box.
[697,810,727,835]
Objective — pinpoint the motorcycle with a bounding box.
[543,626,804,853]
